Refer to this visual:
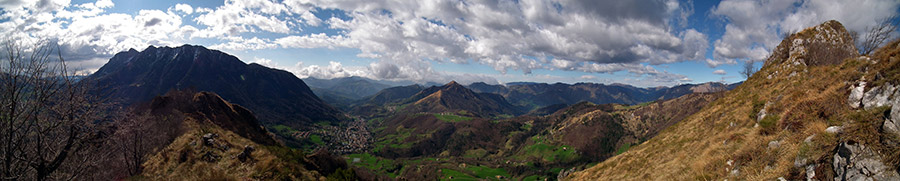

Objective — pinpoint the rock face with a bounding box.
[887,97,900,138]
[847,81,900,138]
[833,142,900,180]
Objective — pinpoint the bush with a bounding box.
[759,114,779,135]
[749,100,766,121]
[327,168,357,181]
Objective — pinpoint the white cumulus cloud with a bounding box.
[713,69,727,75]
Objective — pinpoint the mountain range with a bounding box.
[305,75,739,113]
[68,19,900,180]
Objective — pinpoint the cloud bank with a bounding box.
[1,0,898,86]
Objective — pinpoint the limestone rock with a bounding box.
[764,20,858,69]
[849,81,866,109]
[757,101,771,122]
[202,133,218,146]
[833,142,900,181]
[768,140,781,149]
[826,126,843,134]
[862,83,896,109]
[886,92,900,138]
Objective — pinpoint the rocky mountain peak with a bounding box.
[765,20,858,69]
[445,80,461,87]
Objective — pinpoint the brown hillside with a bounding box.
[568,20,900,180]
[402,81,521,117]
[133,90,354,180]
[142,90,279,145]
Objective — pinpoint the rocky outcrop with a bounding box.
[887,97,900,138]
[764,20,858,79]
[847,81,900,138]
[833,141,900,180]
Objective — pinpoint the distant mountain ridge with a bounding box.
[466,81,738,109]
[86,44,346,128]
[304,76,393,99]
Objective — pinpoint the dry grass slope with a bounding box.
[568,20,899,180]
[142,119,324,180]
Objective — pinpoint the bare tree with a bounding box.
[108,109,184,177]
[740,61,756,79]
[0,40,108,180]
[859,15,899,55]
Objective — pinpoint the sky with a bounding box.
[1,0,899,87]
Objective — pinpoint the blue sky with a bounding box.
[2,0,898,87]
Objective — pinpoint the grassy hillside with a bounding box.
[352,92,721,179]
[568,20,899,180]
[141,119,323,180]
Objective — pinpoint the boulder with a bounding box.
[862,83,896,109]
[833,142,900,180]
[768,140,781,149]
[237,145,255,162]
[849,81,866,109]
[202,133,218,146]
[757,102,770,122]
[826,126,843,134]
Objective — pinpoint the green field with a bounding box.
[270,124,295,136]
[347,153,400,178]
[440,169,478,181]
[434,113,473,122]
[516,136,579,162]
[373,127,414,153]
[309,134,324,145]
[466,166,511,179]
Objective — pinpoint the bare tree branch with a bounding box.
[0,39,110,180]
[859,15,899,55]
[740,61,756,79]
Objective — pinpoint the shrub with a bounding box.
[749,100,766,121]
[759,114,779,135]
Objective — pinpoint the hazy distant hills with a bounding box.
[467,81,738,109]
[304,76,394,100]
[299,74,740,114]
[86,45,346,128]
[304,76,441,110]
